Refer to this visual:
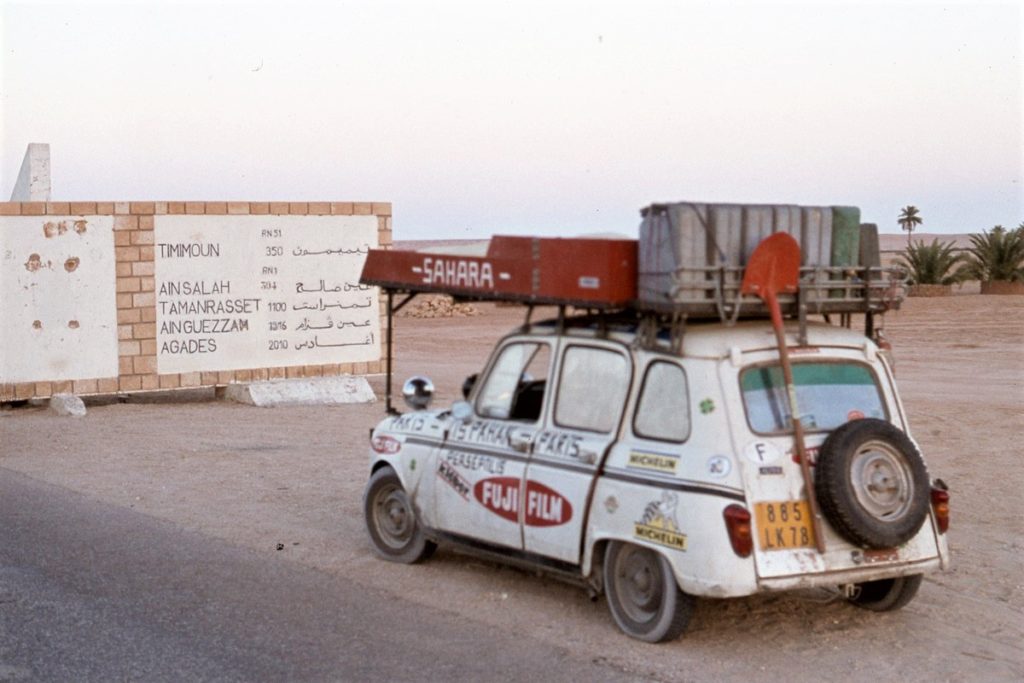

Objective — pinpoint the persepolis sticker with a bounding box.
[473,478,572,526]
[634,492,687,551]
[437,460,471,500]
[444,450,506,475]
[627,451,678,475]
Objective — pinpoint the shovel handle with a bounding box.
[766,292,827,554]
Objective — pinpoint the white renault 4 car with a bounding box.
[362,311,951,642]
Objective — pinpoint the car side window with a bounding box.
[475,342,550,421]
[633,361,690,443]
[554,346,630,433]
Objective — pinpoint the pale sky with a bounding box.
[2,1,1021,239]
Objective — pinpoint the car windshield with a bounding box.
[740,362,886,434]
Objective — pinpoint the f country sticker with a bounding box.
[473,478,573,526]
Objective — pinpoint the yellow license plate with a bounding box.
[755,501,813,551]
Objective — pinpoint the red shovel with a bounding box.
[741,233,826,554]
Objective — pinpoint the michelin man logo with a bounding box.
[634,491,687,551]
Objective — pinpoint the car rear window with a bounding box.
[740,362,886,434]
[633,361,690,443]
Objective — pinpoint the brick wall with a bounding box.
[0,201,392,402]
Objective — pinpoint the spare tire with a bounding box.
[815,418,929,548]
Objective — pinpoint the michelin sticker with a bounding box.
[634,492,687,551]
[627,450,678,475]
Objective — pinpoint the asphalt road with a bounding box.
[0,468,642,682]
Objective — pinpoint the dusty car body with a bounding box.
[358,218,950,641]
[362,313,949,641]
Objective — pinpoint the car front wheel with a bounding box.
[603,541,695,642]
[363,466,435,564]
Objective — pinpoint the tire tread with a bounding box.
[815,419,930,549]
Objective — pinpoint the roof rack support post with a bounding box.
[797,287,808,347]
[523,304,535,331]
[385,289,397,415]
[383,291,419,415]
[556,305,566,336]
[865,310,875,339]
[635,313,657,350]
[670,312,686,355]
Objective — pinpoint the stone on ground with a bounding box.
[223,376,376,408]
[49,393,87,417]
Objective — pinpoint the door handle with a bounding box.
[509,432,532,453]
[578,447,599,465]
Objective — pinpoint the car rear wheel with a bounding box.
[603,541,695,642]
[815,419,930,548]
[848,574,923,611]
[363,467,436,563]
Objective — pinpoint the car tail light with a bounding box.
[723,505,753,558]
[930,483,950,534]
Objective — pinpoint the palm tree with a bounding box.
[962,225,1024,283]
[898,206,923,246]
[895,239,966,286]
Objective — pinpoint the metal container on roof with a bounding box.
[637,201,903,319]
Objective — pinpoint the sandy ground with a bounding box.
[1,294,1022,682]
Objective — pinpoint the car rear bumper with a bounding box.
[757,556,942,591]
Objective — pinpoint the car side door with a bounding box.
[522,341,633,564]
[432,338,552,551]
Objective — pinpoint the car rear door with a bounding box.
[522,341,633,564]
[724,350,940,579]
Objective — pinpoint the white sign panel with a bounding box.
[0,215,118,383]
[155,215,381,374]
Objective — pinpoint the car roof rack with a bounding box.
[361,220,906,412]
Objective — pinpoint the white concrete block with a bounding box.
[223,376,376,408]
[49,393,86,417]
[10,143,51,201]
[0,215,118,383]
